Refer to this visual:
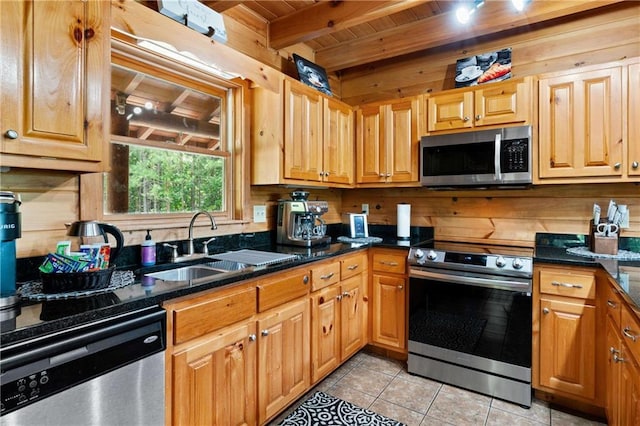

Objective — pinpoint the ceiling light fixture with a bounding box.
[456,0,485,24]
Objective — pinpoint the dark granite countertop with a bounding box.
[1,226,430,347]
[534,233,640,316]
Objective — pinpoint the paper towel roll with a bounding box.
[397,203,411,239]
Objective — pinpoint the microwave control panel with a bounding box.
[500,138,529,173]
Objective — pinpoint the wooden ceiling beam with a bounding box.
[268,0,432,50]
[315,0,625,72]
[201,1,244,13]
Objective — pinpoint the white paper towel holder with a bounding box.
[397,203,411,240]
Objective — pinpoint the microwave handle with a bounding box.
[494,133,502,181]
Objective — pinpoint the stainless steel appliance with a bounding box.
[420,125,532,188]
[1,306,166,425]
[276,191,331,247]
[407,241,533,407]
[0,192,21,308]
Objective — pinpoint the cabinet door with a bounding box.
[257,298,310,424]
[371,274,406,350]
[539,67,623,179]
[427,91,473,132]
[539,298,596,399]
[172,321,257,426]
[341,275,365,360]
[606,317,621,425]
[324,98,354,184]
[629,63,640,177]
[284,80,323,181]
[356,104,385,183]
[619,350,640,426]
[386,99,419,183]
[0,0,106,168]
[474,78,530,127]
[311,285,341,383]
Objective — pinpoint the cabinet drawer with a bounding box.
[340,252,367,280]
[539,269,596,299]
[311,262,341,292]
[172,286,257,345]
[621,306,640,363]
[371,250,406,274]
[604,280,623,326]
[258,268,310,312]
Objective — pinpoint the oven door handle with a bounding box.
[410,268,532,293]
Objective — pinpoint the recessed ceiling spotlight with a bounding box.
[456,0,486,24]
[133,106,143,115]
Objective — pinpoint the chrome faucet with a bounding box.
[188,211,217,256]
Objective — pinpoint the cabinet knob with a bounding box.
[475,115,481,121]
[614,162,621,170]
[342,291,351,298]
[379,173,386,177]
[386,173,392,177]
[261,330,269,337]
[613,353,626,363]
[463,116,470,122]
[397,285,403,290]
[4,129,18,140]
[632,161,639,169]
[303,275,309,284]
[248,334,256,342]
[336,295,342,301]
[543,308,550,314]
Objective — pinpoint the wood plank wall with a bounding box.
[339,2,640,105]
[342,184,640,247]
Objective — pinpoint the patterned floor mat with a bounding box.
[278,391,405,426]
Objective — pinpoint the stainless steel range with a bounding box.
[407,241,533,407]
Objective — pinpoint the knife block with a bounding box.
[589,219,618,255]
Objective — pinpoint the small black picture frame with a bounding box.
[293,54,332,96]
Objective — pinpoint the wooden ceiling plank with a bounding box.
[315,0,625,71]
[269,0,431,50]
[201,1,244,13]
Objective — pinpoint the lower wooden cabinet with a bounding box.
[257,298,310,424]
[311,274,366,383]
[171,320,257,426]
[534,265,601,405]
[370,248,407,351]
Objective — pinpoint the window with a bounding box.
[97,38,243,227]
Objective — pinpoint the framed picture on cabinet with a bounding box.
[293,54,332,96]
[455,47,512,88]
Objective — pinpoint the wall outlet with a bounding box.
[253,205,267,223]
[362,204,369,215]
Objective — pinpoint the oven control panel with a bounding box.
[409,247,532,277]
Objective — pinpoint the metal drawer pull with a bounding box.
[320,272,335,280]
[610,346,619,355]
[613,353,626,363]
[380,261,399,266]
[623,327,638,342]
[543,308,550,314]
[607,300,617,308]
[551,281,583,289]
[261,330,269,337]
[347,264,359,270]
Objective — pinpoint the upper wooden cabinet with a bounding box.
[628,62,640,178]
[0,0,108,172]
[356,97,419,185]
[537,58,639,183]
[425,77,532,133]
[252,78,354,187]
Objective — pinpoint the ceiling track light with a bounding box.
[456,0,486,24]
[512,0,531,12]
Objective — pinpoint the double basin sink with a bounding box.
[144,249,299,283]
[144,259,248,282]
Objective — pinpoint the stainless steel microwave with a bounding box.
[420,125,532,188]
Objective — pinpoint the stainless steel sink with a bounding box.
[145,265,226,282]
[144,259,249,283]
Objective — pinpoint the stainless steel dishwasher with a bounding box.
[1,306,166,425]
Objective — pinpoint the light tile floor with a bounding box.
[270,350,607,426]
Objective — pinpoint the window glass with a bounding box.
[105,63,230,215]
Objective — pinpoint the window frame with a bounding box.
[80,36,249,234]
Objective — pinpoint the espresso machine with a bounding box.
[276,191,331,247]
